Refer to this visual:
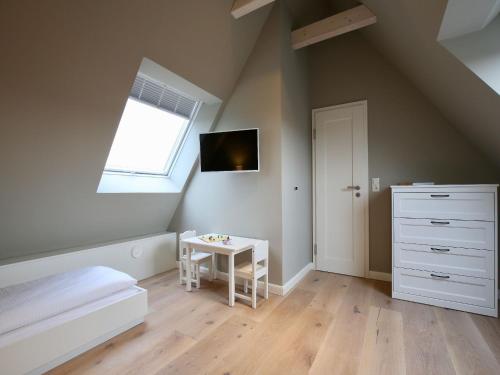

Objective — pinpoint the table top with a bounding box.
[180,235,260,254]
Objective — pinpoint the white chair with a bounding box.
[234,240,269,309]
[179,230,214,289]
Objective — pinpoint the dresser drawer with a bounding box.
[393,192,494,221]
[394,243,494,279]
[393,268,495,308]
[394,218,494,250]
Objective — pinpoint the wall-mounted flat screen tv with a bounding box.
[199,129,259,172]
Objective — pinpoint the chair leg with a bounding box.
[212,254,217,280]
[179,261,184,285]
[252,277,257,309]
[264,272,269,300]
[208,258,213,282]
[244,279,248,294]
[264,260,269,299]
[196,264,201,289]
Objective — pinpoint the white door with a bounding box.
[313,101,369,277]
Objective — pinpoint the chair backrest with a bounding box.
[179,230,196,257]
[253,240,269,266]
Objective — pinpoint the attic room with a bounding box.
[0,0,499,374]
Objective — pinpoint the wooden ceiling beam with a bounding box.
[291,5,377,50]
[231,0,276,19]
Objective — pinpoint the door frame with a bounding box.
[312,100,370,278]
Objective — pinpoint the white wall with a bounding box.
[170,3,313,285]
[309,31,499,273]
[169,5,284,284]
[0,0,270,260]
[280,4,313,283]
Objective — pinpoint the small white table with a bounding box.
[180,235,260,306]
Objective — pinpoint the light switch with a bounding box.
[372,178,380,192]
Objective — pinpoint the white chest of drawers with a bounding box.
[391,184,498,317]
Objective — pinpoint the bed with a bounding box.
[0,266,148,375]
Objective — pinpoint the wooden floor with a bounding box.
[49,269,500,375]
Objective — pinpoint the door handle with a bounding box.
[430,273,450,279]
[430,247,450,252]
[430,221,450,225]
[347,185,360,191]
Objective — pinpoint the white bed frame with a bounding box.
[0,232,177,374]
[1,287,147,375]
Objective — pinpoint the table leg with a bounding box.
[228,253,235,307]
[185,245,192,292]
[212,253,217,280]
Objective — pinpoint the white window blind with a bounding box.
[129,73,198,119]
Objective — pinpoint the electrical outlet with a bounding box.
[372,178,380,192]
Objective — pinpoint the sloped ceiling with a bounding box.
[441,15,500,96]
[284,0,331,28]
[302,0,499,167]
[352,0,500,167]
[0,0,271,260]
[438,0,500,41]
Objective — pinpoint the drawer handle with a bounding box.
[430,194,450,198]
[431,247,450,252]
[430,274,450,279]
[430,221,450,225]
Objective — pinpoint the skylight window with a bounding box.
[104,74,199,176]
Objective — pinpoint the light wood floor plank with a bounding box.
[256,306,333,375]
[157,314,258,375]
[366,280,456,375]
[172,298,234,340]
[472,314,500,365]
[208,287,316,375]
[398,301,455,375]
[48,270,500,375]
[302,270,352,313]
[357,306,406,375]
[122,330,196,375]
[309,277,374,375]
[435,308,500,374]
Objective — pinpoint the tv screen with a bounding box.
[199,129,259,172]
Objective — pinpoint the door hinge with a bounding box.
[313,244,317,255]
[313,128,316,140]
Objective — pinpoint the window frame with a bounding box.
[103,99,201,178]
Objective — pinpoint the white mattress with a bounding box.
[0,266,137,337]
[0,286,144,348]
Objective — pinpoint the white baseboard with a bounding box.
[367,271,392,282]
[282,262,315,296]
